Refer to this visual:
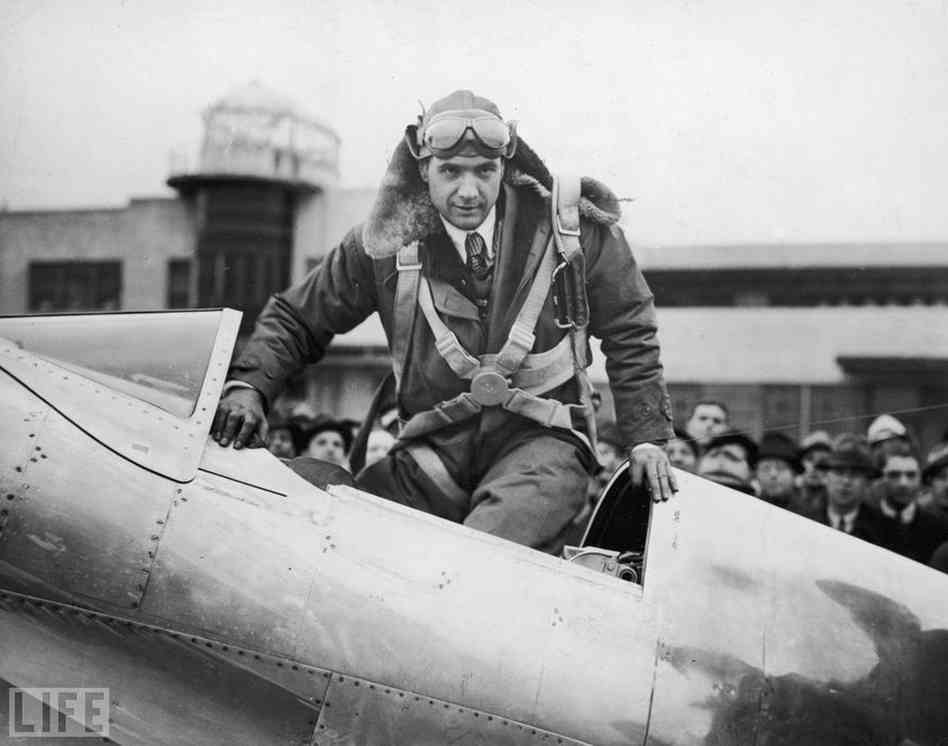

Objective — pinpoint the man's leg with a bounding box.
[465,435,589,554]
[355,446,469,524]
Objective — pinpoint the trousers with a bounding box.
[355,433,589,555]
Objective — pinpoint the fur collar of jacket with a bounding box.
[361,136,622,259]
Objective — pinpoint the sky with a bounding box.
[2,0,947,246]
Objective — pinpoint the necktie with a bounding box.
[465,231,491,281]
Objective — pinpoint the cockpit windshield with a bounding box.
[0,311,224,419]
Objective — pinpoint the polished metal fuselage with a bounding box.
[1,321,946,745]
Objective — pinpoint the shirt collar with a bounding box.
[880,499,917,524]
[827,505,859,531]
[439,207,496,265]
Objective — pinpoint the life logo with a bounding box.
[8,688,110,738]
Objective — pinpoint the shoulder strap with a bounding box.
[552,175,582,262]
[392,241,422,395]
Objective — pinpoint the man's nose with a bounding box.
[457,175,479,199]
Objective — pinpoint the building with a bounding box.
[2,83,948,448]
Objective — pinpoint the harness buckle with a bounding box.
[469,370,510,406]
[396,242,423,271]
[551,260,575,330]
[396,255,422,271]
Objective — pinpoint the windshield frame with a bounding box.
[0,309,242,483]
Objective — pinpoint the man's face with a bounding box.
[882,455,921,508]
[686,404,728,446]
[665,438,697,472]
[801,448,830,486]
[422,155,504,230]
[699,443,752,484]
[825,467,869,512]
[930,465,948,508]
[757,458,795,500]
[306,430,347,466]
[267,427,296,459]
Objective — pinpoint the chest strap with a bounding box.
[416,234,558,381]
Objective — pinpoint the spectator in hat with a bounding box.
[919,442,948,520]
[796,430,832,511]
[867,414,910,453]
[698,430,758,495]
[801,437,887,546]
[685,400,730,448]
[876,443,948,565]
[866,414,914,488]
[266,415,304,460]
[664,428,700,473]
[300,416,354,472]
[756,431,806,512]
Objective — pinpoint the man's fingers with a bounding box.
[211,404,229,441]
[218,411,243,448]
[657,467,673,503]
[668,467,679,494]
[648,462,666,503]
[233,415,259,450]
[258,419,270,445]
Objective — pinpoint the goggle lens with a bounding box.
[423,116,510,151]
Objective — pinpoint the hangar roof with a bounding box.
[630,242,948,270]
[332,307,948,385]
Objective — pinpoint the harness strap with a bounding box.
[398,387,583,441]
[403,443,469,503]
[492,236,558,377]
[479,334,575,394]
[551,175,582,261]
[554,174,597,451]
[392,242,422,394]
[417,280,482,379]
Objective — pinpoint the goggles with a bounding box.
[421,113,511,152]
[408,110,517,159]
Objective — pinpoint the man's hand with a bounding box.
[211,387,268,450]
[629,443,678,502]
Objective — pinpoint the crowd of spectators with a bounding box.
[599,400,948,574]
[263,396,948,574]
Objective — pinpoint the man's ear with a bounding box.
[418,159,429,183]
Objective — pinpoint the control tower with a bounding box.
[168,82,340,330]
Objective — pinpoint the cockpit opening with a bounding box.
[563,463,653,586]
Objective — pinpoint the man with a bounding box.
[265,415,303,460]
[300,416,353,471]
[664,428,700,473]
[698,430,757,495]
[877,445,948,565]
[211,90,675,554]
[866,413,910,455]
[919,441,948,518]
[684,400,729,448]
[803,437,887,546]
[755,431,805,511]
[796,430,832,513]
